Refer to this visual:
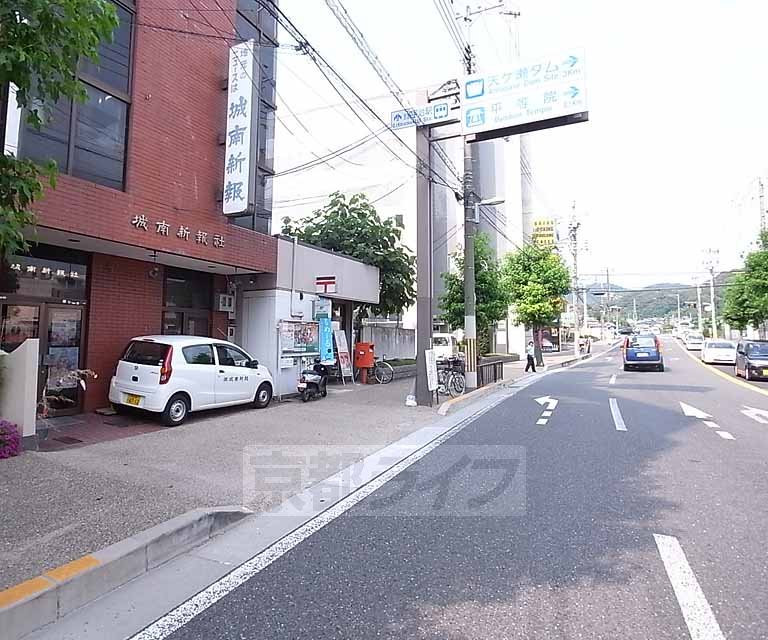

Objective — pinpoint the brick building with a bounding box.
[1,0,280,414]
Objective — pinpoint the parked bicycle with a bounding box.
[437,357,465,397]
[353,355,395,384]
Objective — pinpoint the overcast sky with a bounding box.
[275,0,768,288]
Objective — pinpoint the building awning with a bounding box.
[28,226,266,276]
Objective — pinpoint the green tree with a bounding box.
[439,233,510,354]
[281,192,415,317]
[723,237,768,333]
[502,244,571,350]
[1,0,118,260]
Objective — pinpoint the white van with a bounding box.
[109,335,274,426]
[433,333,457,361]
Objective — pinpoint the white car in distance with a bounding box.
[700,340,737,364]
[109,335,274,426]
[684,333,705,351]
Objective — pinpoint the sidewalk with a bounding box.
[503,340,614,379]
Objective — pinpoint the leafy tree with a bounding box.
[502,244,570,352]
[440,233,510,354]
[281,192,415,317]
[1,0,118,260]
[723,237,768,333]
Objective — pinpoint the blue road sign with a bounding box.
[390,101,454,130]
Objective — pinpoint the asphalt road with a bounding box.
[142,337,768,639]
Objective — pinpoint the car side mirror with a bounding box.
[249,359,259,368]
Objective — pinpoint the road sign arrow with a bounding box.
[535,396,559,410]
[741,406,768,424]
[564,55,578,68]
[567,86,580,99]
[679,402,712,419]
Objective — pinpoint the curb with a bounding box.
[0,506,251,640]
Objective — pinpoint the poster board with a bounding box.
[425,349,438,392]
[279,321,319,356]
[333,329,354,383]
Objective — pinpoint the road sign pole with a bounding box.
[463,136,478,390]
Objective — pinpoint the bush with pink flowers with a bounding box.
[0,420,21,459]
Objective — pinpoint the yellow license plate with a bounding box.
[125,394,141,406]
[763,370,768,377]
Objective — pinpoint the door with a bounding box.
[736,343,744,373]
[179,343,217,408]
[42,306,85,416]
[214,343,256,404]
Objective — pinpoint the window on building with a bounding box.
[19,0,133,190]
[162,268,213,337]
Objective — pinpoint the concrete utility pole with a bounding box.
[606,267,612,338]
[676,294,682,328]
[705,248,719,339]
[696,282,704,334]
[759,178,765,234]
[414,126,433,406]
[633,298,637,323]
[568,202,581,355]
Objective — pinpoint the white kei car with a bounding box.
[109,335,273,426]
[700,340,737,365]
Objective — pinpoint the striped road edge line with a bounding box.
[130,394,510,640]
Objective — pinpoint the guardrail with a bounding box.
[477,359,504,387]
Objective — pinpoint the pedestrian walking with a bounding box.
[525,340,537,373]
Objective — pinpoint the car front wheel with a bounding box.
[254,382,273,409]
[161,394,189,426]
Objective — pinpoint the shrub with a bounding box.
[0,420,21,459]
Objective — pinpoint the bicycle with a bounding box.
[354,355,395,384]
[436,357,465,397]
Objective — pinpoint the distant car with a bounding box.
[700,340,736,365]
[735,340,768,381]
[618,326,633,335]
[623,334,664,371]
[109,335,274,426]
[684,333,704,350]
[432,333,457,361]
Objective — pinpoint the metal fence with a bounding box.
[477,359,504,388]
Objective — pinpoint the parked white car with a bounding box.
[109,335,273,426]
[700,340,736,364]
[684,333,705,350]
[433,333,458,361]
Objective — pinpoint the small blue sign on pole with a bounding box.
[319,317,334,364]
[390,101,454,130]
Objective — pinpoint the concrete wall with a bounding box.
[0,338,39,437]
[276,238,379,304]
[361,326,415,360]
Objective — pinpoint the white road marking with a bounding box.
[605,357,612,361]
[741,406,768,424]
[609,374,617,385]
[541,410,553,417]
[702,421,719,429]
[653,534,726,640]
[129,394,510,640]
[679,402,712,419]
[535,395,558,410]
[536,418,548,426]
[609,398,627,431]
[716,431,735,440]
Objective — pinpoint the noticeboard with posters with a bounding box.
[280,321,319,356]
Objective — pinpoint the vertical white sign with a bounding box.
[223,40,256,215]
[425,349,438,391]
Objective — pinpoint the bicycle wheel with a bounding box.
[374,361,394,384]
[448,372,466,397]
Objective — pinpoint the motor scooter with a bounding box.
[297,358,329,402]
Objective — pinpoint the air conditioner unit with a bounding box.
[217,293,235,313]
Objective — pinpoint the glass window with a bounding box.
[259,43,276,105]
[162,311,183,335]
[122,340,171,365]
[80,3,133,94]
[73,85,128,189]
[183,344,215,365]
[628,336,656,348]
[235,11,260,41]
[164,268,212,310]
[747,342,768,357]
[258,101,275,170]
[0,305,40,352]
[231,214,255,230]
[433,337,450,346]
[216,344,250,367]
[0,250,88,302]
[21,99,72,172]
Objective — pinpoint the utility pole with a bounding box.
[568,202,581,355]
[633,298,637,323]
[676,293,681,328]
[705,248,719,339]
[759,178,765,234]
[696,282,703,334]
[606,267,611,338]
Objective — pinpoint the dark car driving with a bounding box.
[734,340,768,381]
[623,334,664,371]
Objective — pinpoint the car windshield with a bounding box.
[687,334,703,341]
[708,341,733,349]
[747,343,768,357]
[122,341,170,366]
[433,337,450,346]
[628,336,656,348]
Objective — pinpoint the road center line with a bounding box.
[536,418,548,426]
[609,374,617,385]
[702,421,719,429]
[653,534,726,640]
[609,398,627,431]
[541,410,553,417]
[716,431,735,440]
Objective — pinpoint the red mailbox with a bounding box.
[354,342,375,369]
